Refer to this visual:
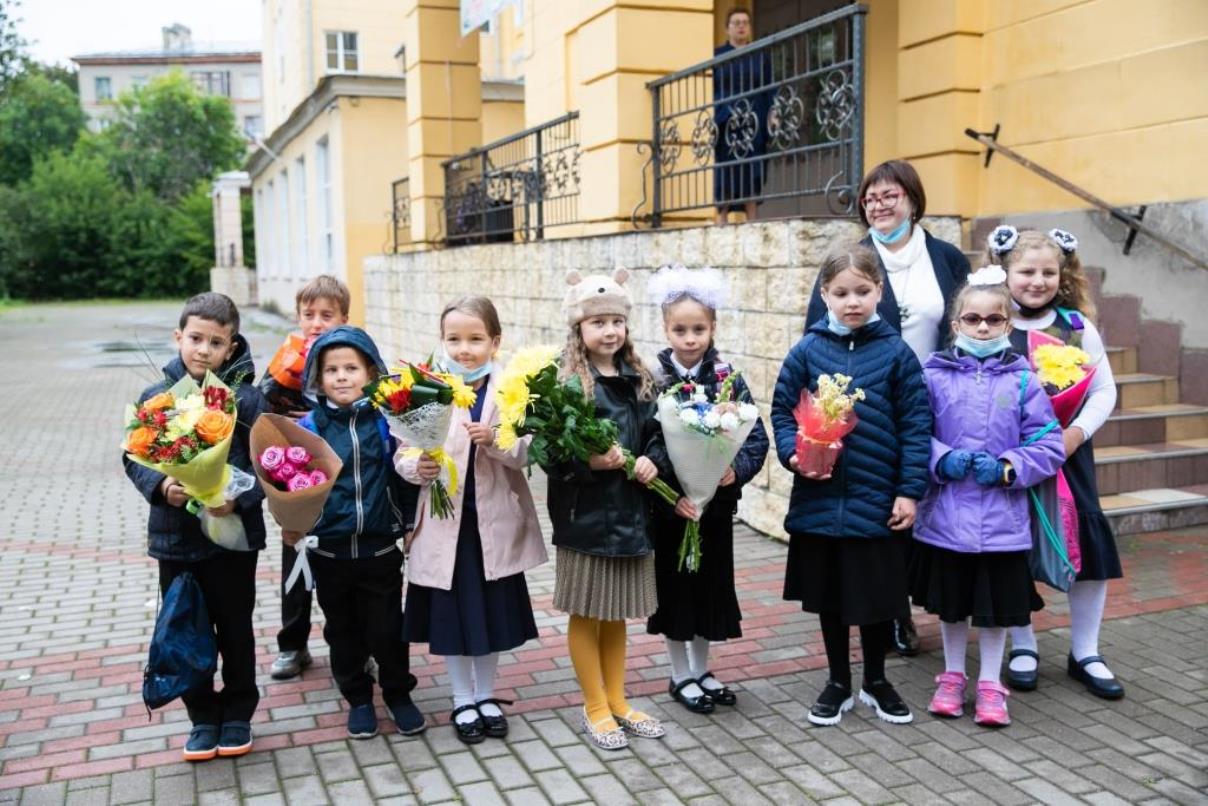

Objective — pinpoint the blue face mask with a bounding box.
[869,219,911,245]
[826,309,880,336]
[954,332,1012,358]
[441,353,492,383]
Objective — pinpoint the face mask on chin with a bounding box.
[441,353,492,382]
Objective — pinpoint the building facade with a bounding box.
[73,24,263,140]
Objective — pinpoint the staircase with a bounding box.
[964,239,1208,534]
[1087,269,1208,534]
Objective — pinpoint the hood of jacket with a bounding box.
[301,326,388,401]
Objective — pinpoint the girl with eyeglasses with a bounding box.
[908,268,1065,727]
[990,227,1126,701]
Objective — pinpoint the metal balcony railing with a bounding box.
[642,4,867,225]
[391,177,410,253]
[441,112,580,246]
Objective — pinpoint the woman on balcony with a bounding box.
[713,6,772,226]
[804,159,972,656]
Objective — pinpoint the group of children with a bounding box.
[126,223,1121,761]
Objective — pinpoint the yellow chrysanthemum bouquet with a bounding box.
[1029,334,1095,428]
[493,346,679,505]
[364,359,476,519]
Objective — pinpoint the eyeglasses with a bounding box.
[860,191,902,210]
[959,314,1009,327]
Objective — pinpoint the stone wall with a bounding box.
[364,217,962,538]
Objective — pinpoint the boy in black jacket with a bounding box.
[281,326,423,739]
[123,293,268,762]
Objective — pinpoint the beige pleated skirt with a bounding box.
[552,547,657,620]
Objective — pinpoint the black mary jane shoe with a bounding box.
[1005,648,1039,692]
[669,678,715,714]
[1067,654,1125,700]
[450,704,486,744]
[697,672,736,707]
[475,698,513,739]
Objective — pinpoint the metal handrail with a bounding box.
[441,111,579,169]
[964,128,1208,272]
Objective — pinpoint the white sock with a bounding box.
[1069,580,1112,679]
[445,656,479,725]
[665,638,705,699]
[689,636,723,690]
[1008,625,1039,673]
[472,653,502,717]
[978,628,1007,683]
[940,620,969,676]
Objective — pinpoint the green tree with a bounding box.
[96,70,245,203]
[0,72,85,184]
[0,0,26,93]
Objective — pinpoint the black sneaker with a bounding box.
[388,699,427,736]
[807,681,854,726]
[182,724,220,762]
[216,721,253,757]
[859,679,914,724]
[347,703,378,739]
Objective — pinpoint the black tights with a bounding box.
[819,613,890,689]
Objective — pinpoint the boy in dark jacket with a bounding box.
[259,275,351,682]
[123,292,268,762]
[280,326,423,739]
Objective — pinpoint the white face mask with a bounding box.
[954,332,1011,358]
[441,352,492,382]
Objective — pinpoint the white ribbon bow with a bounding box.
[284,535,319,592]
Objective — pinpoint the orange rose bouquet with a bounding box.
[123,371,242,512]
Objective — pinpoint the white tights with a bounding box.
[940,620,1005,682]
[445,653,502,724]
[1008,580,1112,679]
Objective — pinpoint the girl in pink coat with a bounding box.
[396,297,547,745]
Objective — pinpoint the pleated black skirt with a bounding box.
[783,532,910,626]
[909,541,1043,628]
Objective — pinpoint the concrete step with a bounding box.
[1097,404,1208,448]
[1102,484,1208,535]
[1094,439,1208,496]
[1114,373,1179,409]
[1106,346,1137,375]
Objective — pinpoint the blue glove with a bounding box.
[937,450,973,481]
[971,452,1004,486]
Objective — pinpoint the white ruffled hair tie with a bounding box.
[968,265,1007,286]
[647,263,729,310]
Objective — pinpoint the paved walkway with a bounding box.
[1,302,1206,805]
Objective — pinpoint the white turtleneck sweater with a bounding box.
[871,225,945,363]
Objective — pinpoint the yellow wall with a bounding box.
[890,0,1208,217]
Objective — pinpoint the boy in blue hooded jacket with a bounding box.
[281,326,423,738]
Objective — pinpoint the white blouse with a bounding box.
[872,225,946,363]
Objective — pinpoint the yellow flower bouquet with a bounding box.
[793,373,865,477]
[1030,337,1095,428]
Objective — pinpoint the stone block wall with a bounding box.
[364,217,962,538]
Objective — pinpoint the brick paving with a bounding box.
[1,302,1206,805]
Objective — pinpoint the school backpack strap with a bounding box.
[1020,370,1059,446]
[1055,306,1086,332]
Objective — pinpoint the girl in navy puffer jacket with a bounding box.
[771,244,931,728]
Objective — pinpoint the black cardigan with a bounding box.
[804,229,971,350]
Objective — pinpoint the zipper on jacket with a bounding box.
[836,336,856,530]
[350,407,364,557]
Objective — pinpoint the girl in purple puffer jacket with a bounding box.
[909,269,1065,728]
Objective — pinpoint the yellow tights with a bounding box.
[567,615,646,729]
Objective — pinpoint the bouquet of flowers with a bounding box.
[793,373,864,477]
[494,346,679,506]
[250,413,343,534]
[1030,332,1096,428]
[124,370,240,511]
[657,373,760,571]
[364,359,475,519]
[261,333,316,412]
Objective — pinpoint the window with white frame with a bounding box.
[325,31,359,73]
[293,157,308,278]
[95,76,112,101]
[191,71,230,97]
[243,115,263,139]
[131,75,148,90]
[316,139,334,272]
[277,170,291,279]
[240,73,260,100]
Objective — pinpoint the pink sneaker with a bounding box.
[974,680,1011,727]
[928,671,967,718]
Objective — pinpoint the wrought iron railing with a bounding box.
[442,112,580,246]
[642,4,867,226]
[391,177,410,252]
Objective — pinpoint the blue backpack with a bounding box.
[142,572,217,713]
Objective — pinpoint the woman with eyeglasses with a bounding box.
[804,159,971,656]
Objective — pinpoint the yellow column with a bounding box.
[402,0,482,246]
[894,0,986,218]
[568,1,714,232]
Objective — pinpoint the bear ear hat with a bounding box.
[612,267,630,285]
[565,269,583,286]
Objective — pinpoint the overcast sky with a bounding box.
[17,0,262,66]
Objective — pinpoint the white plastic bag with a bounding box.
[199,466,258,551]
